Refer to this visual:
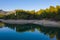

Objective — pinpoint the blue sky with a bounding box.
[0,0,60,11]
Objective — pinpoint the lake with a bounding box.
[0,22,60,40]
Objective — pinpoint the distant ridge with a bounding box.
[0,10,7,14]
[0,10,15,15]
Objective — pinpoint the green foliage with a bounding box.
[1,5,60,21]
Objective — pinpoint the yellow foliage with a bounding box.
[49,6,56,12]
[45,8,49,13]
[30,10,35,14]
[56,5,60,9]
[37,9,44,15]
[0,13,5,17]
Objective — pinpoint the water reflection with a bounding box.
[0,22,60,40]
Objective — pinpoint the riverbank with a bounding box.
[0,19,60,27]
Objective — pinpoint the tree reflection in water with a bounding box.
[0,23,60,40]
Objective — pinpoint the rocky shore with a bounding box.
[0,19,60,27]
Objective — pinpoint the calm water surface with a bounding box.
[0,23,60,40]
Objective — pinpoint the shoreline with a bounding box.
[0,19,60,27]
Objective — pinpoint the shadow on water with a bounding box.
[0,22,60,40]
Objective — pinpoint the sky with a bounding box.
[0,0,60,11]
